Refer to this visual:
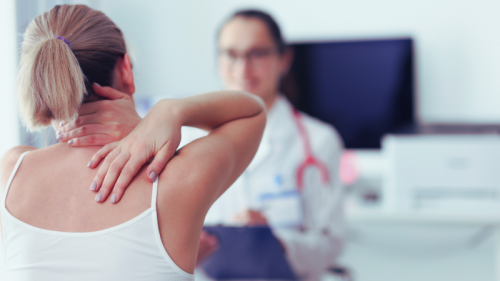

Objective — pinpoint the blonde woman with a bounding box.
[58,9,344,280]
[0,4,265,281]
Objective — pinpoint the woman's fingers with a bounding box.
[91,146,121,194]
[76,102,100,116]
[109,155,148,204]
[88,142,119,169]
[59,115,102,133]
[66,134,116,147]
[147,142,177,182]
[93,83,130,100]
[57,124,107,142]
[95,152,130,203]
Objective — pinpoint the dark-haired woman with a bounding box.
[58,9,345,281]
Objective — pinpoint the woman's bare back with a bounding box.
[0,144,201,279]
[1,141,227,274]
[5,144,153,233]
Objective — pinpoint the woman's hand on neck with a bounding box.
[56,83,141,147]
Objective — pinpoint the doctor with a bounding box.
[57,9,345,281]
[195,10,345,280]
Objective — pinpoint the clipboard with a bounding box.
[200,226,297,280]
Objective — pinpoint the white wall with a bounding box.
[14,0,500,143]
[0,0,20,157]
[99,0,500,124]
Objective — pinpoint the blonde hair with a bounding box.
[17,5,127,131]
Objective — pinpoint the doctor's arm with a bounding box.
[273,131,345,279]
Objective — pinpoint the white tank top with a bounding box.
[0,152,194,281]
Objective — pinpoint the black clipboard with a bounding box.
[200,226,297,280]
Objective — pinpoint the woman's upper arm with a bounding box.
[155,110,265,273]
[160,107,265,208]
[170,110,265,207]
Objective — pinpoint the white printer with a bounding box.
[382,134,500,213]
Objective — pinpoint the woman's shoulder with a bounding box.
[1,146,37,190]
[1,145,37,169]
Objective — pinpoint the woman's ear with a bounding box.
[280,48,294,78]
[120,53,135,95]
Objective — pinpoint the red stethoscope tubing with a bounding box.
[291,108,330,191]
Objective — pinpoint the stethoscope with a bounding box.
[242,104,331,210]
[291,106,330,191]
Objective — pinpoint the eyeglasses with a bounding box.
[219,47,278,69]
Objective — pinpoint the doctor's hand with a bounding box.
[196,231,219,264]
[233,209,268,226]
[57,83,141,146]
[87,98,182,204]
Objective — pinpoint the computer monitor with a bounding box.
[281,38,415,149]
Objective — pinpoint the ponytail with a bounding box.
[17,37,85,131]
[16,4,126,131]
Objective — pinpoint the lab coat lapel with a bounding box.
[246,123,273,173]
[269,97,296,141]
[246,97,296,173]
[247,138,271,173]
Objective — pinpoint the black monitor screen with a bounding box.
[282,38,415,149]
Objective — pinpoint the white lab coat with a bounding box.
[181,96,345,281]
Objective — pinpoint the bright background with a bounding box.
[2,1,500,280]
[5,0,500,150]
[102,0,500,125]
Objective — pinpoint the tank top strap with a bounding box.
[2,151,29,211]
[150,177,159,211]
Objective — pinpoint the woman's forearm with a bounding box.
[156,91,265,132]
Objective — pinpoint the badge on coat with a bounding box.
[259,189,302,228]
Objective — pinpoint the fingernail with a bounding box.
[60,121,65,127]
[87,160,93,167]
[94,82,101,88]
[56,130,61,135]
[68,139,74,145]
[149,171,157,181]
[95,192,102,202]
[90,181,97,191]
[111,194,117,204]
[57,134,64,141]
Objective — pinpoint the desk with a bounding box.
[345,197,500,281]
